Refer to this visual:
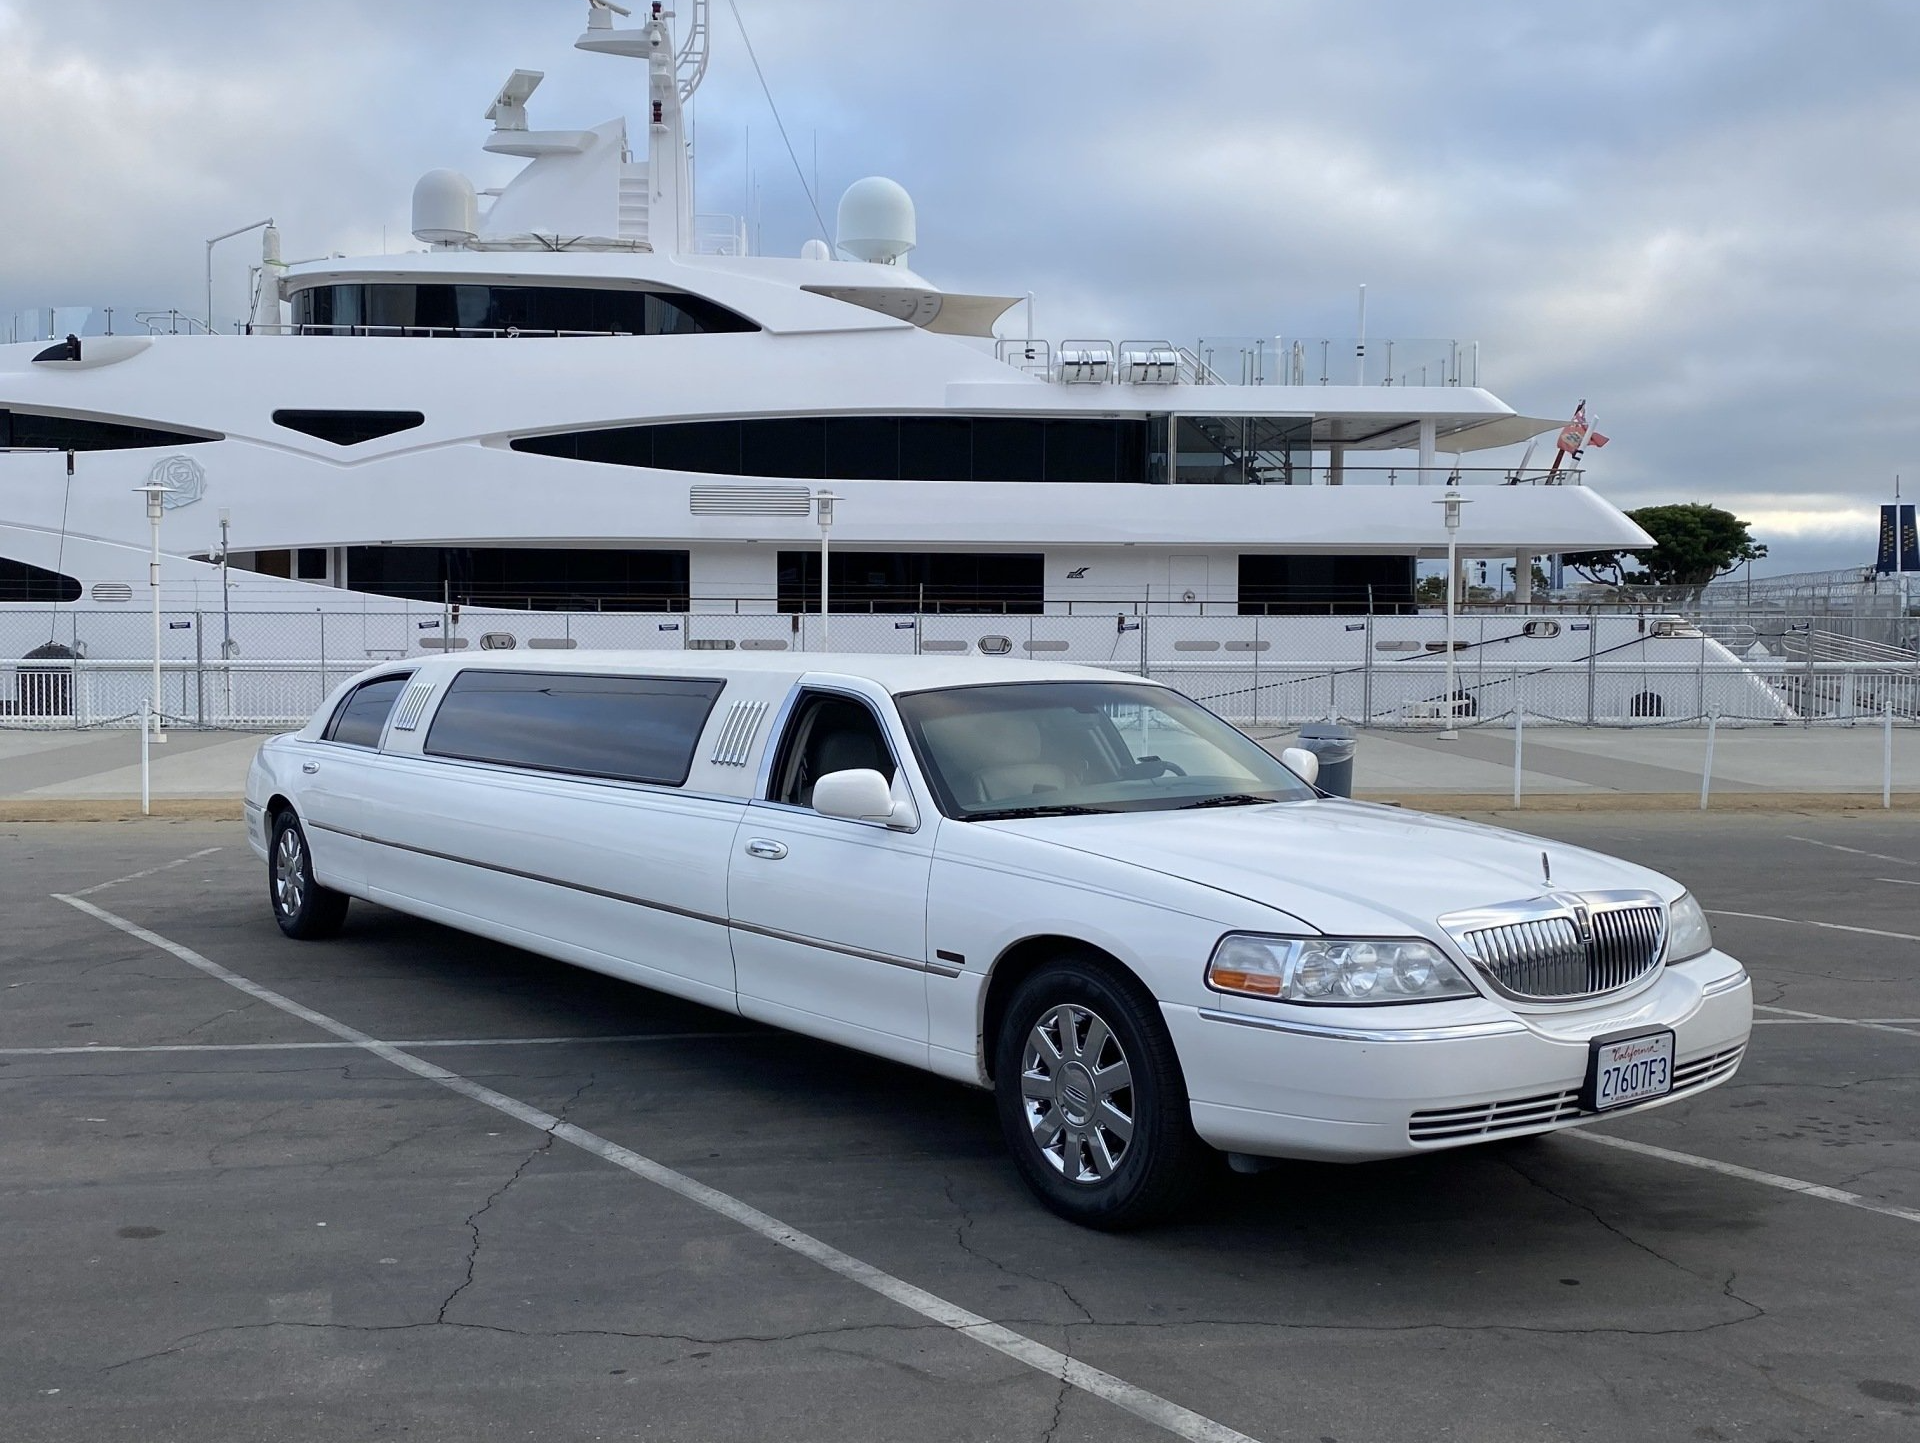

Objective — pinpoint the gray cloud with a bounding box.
[4,0,1914,574]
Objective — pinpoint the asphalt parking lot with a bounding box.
[2,813,1917,1442]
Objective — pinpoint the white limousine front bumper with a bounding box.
[1167,951,1752,1162]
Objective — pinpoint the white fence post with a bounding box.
[1700,711,1718,811]
[1885,695,1895,810]
[1512,705,1525,808]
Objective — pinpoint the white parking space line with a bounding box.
[1788,836,1915,868]
[68,847,224,898]
[0,1032,756,1057]
[1878,877,1920,887]
[1753,1018,1920,1027]
[1707,909,1920,944]
[53,893,1261,1443]
[1568,1132,1920,1227]
[1751,1005,1920,1040]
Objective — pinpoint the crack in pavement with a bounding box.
[436,1074,595,1326]
[941,1174,1095,1325]
[101,1316,955,1373]
[1497,1154,1766,1330]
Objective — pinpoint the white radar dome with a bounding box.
[411,169,478,247]
[835,176,916,265]
[799,237,833,261]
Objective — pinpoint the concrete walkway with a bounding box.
[0,722,1913,819]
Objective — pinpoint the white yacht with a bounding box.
[0,2,1780,725]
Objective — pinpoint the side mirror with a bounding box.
[813,768,919,830]
[1280,747,1320,788]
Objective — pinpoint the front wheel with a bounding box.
[993,962,1204,1228]
[269,810,349,940]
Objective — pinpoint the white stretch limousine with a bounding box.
[246,654,1752,1226]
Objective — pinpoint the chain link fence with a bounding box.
[3,606,1917,732]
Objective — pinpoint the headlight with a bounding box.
[1667,892,1713,962]
[1207,934,1477,1004]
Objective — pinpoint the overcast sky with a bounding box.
[4,0,1915,577]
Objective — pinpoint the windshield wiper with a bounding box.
[1177,793,1281,810]
[966,804,1113,821]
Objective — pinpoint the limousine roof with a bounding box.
[396,650,1158,694]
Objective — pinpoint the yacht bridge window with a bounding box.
[343,546,690,612]
[777,551,1042,614]
[514,417,1154,484]
[288,283,757,338]
[1174,416,1312,486]
[1238,554,1416,616]
[0,408,220,451]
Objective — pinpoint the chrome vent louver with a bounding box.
[1440,890,1668,1002]
[389,680,436,732]
[709,700,769,767]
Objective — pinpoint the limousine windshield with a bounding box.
[897,681,1317,818]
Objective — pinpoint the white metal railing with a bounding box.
[7,652,1916,734]
[994,336,1480,388]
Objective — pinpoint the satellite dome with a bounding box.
[799,237,833,261]
[411,169,478,247]
[835,176,916,265]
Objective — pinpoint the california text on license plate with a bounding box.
[1583,1029,1675,1111]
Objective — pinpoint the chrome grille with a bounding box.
[1442,891,1668,1002]
[1408,1042,1746,1144]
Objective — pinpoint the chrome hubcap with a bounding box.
[1020,1002,1135,1184]
[273,827,305,917]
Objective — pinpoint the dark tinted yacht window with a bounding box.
[325,674,413,748]
[0,407,219,452]
[423,670,724,786]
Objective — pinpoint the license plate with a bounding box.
[1583,1028,1675,1111]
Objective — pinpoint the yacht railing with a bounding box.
[996,336,1480,388]
[247,323,639,339]
[135,310,214,336]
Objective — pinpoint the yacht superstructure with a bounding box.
[4,2,1782,725]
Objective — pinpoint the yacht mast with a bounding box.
[576,0,707,255]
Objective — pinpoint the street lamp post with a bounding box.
[814,490,839,651]
[1435,488,1470,741]
[135,480,179,814]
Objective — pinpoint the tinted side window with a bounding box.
[326,674,412,748]
[423,671,725,786]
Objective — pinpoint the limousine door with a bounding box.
[299,672,415,890]
[728,691,933,1068]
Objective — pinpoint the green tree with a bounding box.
[1563,502,1767,596]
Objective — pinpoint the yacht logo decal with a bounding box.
[1066,566,1088,579]
[148,455,206,510]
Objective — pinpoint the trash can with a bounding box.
[17,641,75,718]
[1293,722,1356,798]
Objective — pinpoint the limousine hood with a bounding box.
[990,799,1680,939]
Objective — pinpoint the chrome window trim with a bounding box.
[363,748,746,809]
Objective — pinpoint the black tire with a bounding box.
[269,810,349,940]
[993,960,1204,1229]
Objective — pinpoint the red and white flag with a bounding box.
[1555,400,1589,454]
[1587,431,1610,448]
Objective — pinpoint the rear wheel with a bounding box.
[993,961,1204,1228]
[269,810,349,940]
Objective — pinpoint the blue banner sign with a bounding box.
[1878,503,1920,574]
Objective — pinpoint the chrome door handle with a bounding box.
[301,761,319,774]
[743,838,788,860]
